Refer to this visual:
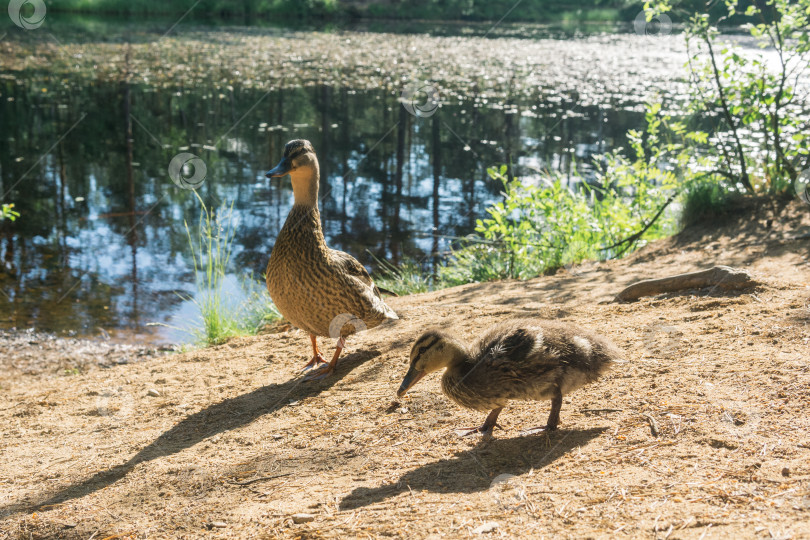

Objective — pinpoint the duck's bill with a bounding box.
[397,367,426,397]
[265,157,292,178]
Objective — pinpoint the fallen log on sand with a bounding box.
[615,265,759,302]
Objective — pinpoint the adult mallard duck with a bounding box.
[265,140,398,380]
[397,319,621,437]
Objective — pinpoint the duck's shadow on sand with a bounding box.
[0,350,378,517]
[340,427,606,510]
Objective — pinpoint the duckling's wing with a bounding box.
[461,327,562,401]
[489,322,616,395]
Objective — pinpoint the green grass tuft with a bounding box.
[369,252,434,296]
[680,182,740,228]
[183,193,280,346]
[184,193,240,345]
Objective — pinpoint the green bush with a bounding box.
[438,102,684,286]
[437,168,678,286]
[648,0,810,198]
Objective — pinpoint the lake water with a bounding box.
[0,15,693,343]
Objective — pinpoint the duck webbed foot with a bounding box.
[302,354,327,371]
[303,337,345,381]
[302,335,328,371]
[520,391,562,436]
[455,407,504,439]
[303,360,337,381]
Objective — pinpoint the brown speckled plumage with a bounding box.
[265,140,398,343]
[266,204,397,337]
[399,319,621,436]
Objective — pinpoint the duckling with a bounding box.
[266,140,398,380]
[397,319,621,437]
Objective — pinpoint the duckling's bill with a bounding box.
[266,157,292,178]
[397,367,426,397]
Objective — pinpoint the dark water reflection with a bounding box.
[0,65,641,343]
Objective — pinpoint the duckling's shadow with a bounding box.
[0,350,377,517]
[340,427,606,510]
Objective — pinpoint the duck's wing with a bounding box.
[329,248,375,288]
[328,249,398,320]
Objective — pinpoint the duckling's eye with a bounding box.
[414,341,436,361]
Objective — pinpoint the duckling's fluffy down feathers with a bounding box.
[441,319,620,412]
